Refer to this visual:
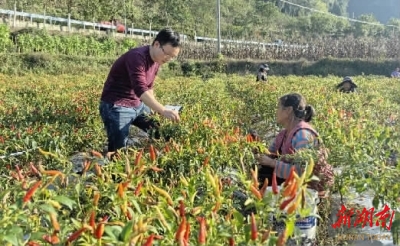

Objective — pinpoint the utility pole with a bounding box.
[124,0,127,36]
[217,0,221,54]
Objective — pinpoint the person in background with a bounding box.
[391,67,400,78]
[99,28,181,154]
[336,76,358,93]
[254,93,334,196]
[256,63,269,82]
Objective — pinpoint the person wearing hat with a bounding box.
[391,67,400,78]
[336,76,358,93]
[256,63,270,82]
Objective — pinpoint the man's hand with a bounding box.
[140,90,180,122]
[161,109,180,122]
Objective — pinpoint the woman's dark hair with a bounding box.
[279,93,315,122]
[152,28,181,47]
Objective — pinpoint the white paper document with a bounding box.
[164,105,183,112]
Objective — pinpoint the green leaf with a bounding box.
[390,216,400,234]
[104,226,121,241]
[232,210,244,229]
[285,218,295,237]
[53,195,76,210]
[3,234,19,246]
[4,226,23,246]
[372,195,380,209]
[119,220,134,242]
[131,200,142,214]
[38,204,57,214]
[70,218,82,228]
[244,224,251,242]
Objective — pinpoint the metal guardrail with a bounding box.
[0,8,308,48]
[0,9,188,39]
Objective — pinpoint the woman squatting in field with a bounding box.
[254,93,334,196]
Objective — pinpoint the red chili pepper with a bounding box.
[245,134,251,142]
[203,156,209,167]
[49,212,60,232]
[150,166,163,172]
[23,180,42,204]
[93,192,100,206]
[66,227,87,243]
[134,181,143,196]
[276,228,287,246]
[42,232,60,244]
[94,223,105,239]
[135,149,143,166]
[154,235,164,240]
[164,145,170,153]
[26,241,41,246]
[15,165,24,181]
[229,237,235,246]
[143,234,155,246]
[184,220,190,242]
[21,180,27,190]
[122,181,130,189]
[117,183,125,198]
[279,194,296,211]
[91,150,103,158]
[212,201,221,213]
[283,180,298,198]
[94,164,102,176]
[197,217,206,244]
[250,213,257,241]
[41,170,62,176]
[175,217,187,242]
[29,162,41,177]
[287,200,298,214]
[272,172,278,195]
[260,178,269,197]
[89,211,96,229]
[179,200,185,217]
[284,166,295,187]
[94,216,108,239]
[10,171,19,181]
[149,145,156,162]
[250,185,262,200]
[261,229,270,243]
[126,209,133,220]
[82,160,91,173]
[250,169,259,189]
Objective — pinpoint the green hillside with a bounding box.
[1,0,399,39]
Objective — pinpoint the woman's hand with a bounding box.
[255,154,276,168]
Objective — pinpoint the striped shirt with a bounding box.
[269,129,318,179]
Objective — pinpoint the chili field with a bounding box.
[0,73,399,245]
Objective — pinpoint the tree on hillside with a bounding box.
[353,14,383,37]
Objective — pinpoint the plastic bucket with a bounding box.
[264,185,319,245]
